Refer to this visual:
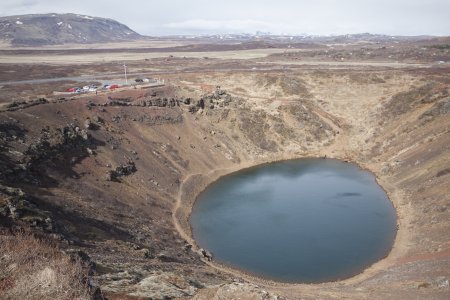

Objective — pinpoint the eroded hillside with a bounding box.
[1,68,449,299]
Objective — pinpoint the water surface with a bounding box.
[190,159,397,283]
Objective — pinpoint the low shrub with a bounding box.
[0,231,91,300]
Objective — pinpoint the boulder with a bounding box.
[193,282,282,300]
[156,252,180,263]
[435,276,449,288]
[198,248,213,261]
[93,116,104,124]
[106,160,137,181]
[140,248,155,259]
[126,272,197,299]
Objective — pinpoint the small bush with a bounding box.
[0,231,91,300]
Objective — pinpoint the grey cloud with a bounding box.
[0,0,449,36]
[162,19,298,35]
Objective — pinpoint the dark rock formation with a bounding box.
[138,97,180,108]
[0,184,53,232]
[105,159,137,181]
[108,100,132,107]
[5,98,48,111]
[198,248,213,261]
[24,124,91,169]
[188,87,234,114]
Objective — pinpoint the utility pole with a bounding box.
[123,64,128,85]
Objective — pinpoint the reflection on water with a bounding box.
[190,159,397,283]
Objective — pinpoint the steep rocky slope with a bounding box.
[0,68,449,299]
[0,13,141,46]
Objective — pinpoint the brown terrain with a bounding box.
[0,35,449,300]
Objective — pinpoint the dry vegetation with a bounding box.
[0,231,93,300]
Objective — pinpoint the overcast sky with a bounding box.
[1,0,449,36]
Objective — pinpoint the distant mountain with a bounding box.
[168,32,439,45]
[0,13,142,46]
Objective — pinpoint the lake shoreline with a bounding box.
[172,153,410,290]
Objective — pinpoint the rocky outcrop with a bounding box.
[138,97,180,108]
[239,109,278,152]
[108,100,133,106]
[98,271,198,300]
[193,282,283,300]
[189,87,234,113]
[420,97,450,122]
[0,184,53,232]
[109,110,183,126]
[386,83,449,117]
[108,97,181,108]
[284,103,335,140]
[5,98,49,111]
[199,248,213,261]
[105,159,137,181]
[24,124,90,169]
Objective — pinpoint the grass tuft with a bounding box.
[0,231,92,300]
